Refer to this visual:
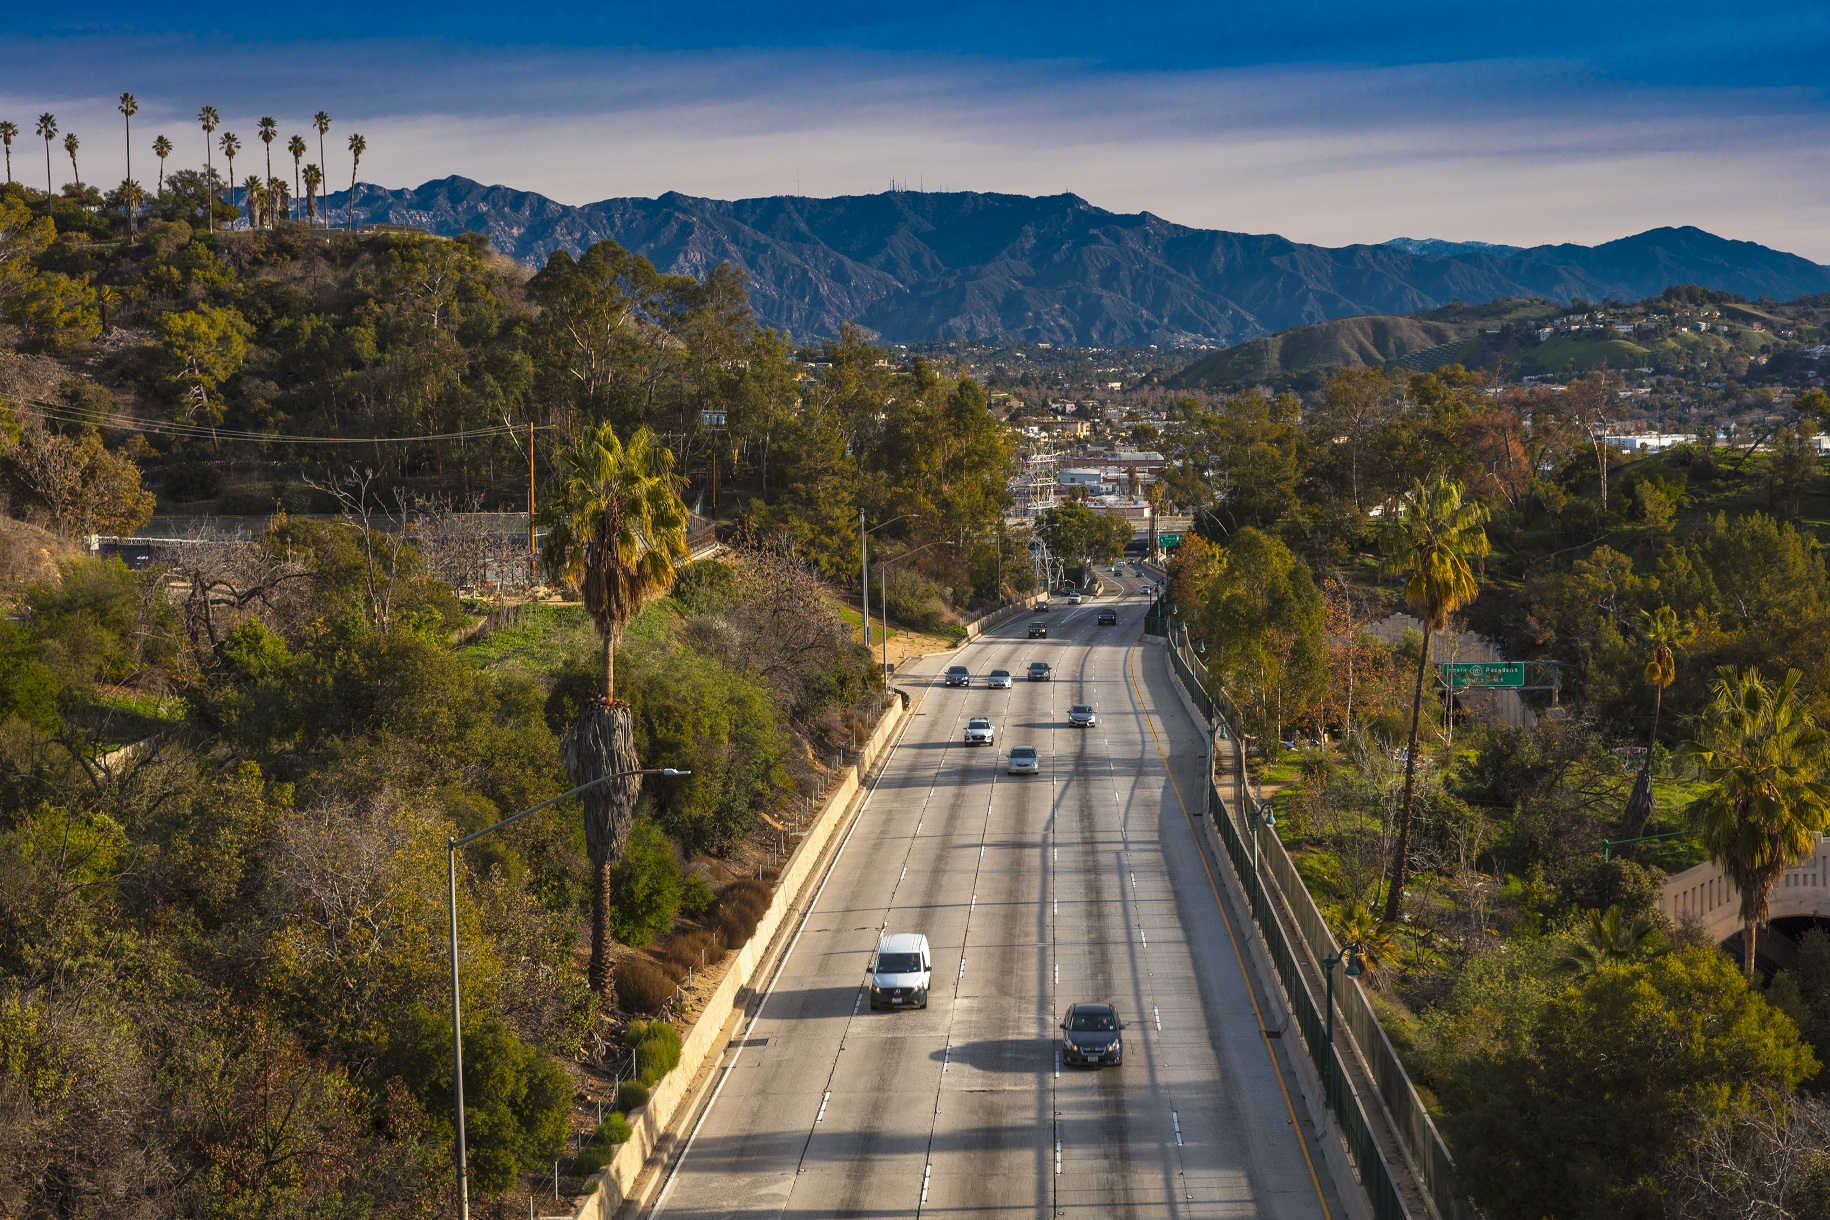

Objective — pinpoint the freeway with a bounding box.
[648,586,1339,1219]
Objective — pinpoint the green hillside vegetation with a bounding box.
[1174,313,1480,388]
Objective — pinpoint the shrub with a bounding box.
[659,929,721,974]
[628,1019,683,1086]
[573,1112,634,1176]
[615,1080,650,1112]
[710,879,772,947]
[606,820,684,947]
[615,958,679,1015]
[681,872,715,915]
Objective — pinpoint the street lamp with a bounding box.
[859,512,913,656]
[877,540,953,690]
[446,767,690,1220]
[1249,796,1276,921]
[1322,941,1364,1099]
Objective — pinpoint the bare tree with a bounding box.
[1668,1093,1830,1219]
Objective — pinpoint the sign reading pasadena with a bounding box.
[1441,661,1524,689]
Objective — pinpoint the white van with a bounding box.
[868,932,932,1010]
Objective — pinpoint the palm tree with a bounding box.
[197,106,220,231]
[0,121,16,185]
[36,113,57,199]
[117,93,138,235]
[1378,476,1490,921]
[219,132,241,226]
[267,176,290,227]
[345,132,366,230]
[537,423,690,999]
[303,162,323,227]
[152,135,173,196]
[243,175,267,230]
[312,112,331,223]
[1620,605,1696,846]
[287,134,306,222]
[258,117,277,191]
[1553,905,1662,977]
[1685,667,1830,979]
[63,132,81,188]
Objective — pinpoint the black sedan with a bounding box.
[1060,1003,1125,1067]
[1097,609,1117,626]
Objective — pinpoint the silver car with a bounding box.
[1007,746,1040,775]
[986,669,1013,689]
[1068,704,1097,728]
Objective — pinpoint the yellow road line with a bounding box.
[1125,633,1334,1220]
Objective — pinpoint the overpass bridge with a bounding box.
[1660,838,1830,971]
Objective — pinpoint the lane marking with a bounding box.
[1154,1006,1161,1031]
[1055,1140,1062,1175]
[1173,1111,1183,1146]
[1124,636,1333,1220]
[921,1162,931,1204]
[816,1092,829,1123]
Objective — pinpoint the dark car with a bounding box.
[1028,662,1051,682]
[1028,621,1048,639]
[1060,1002,1124,1067]
[944,666,971,688]
[1097,609,1117,626]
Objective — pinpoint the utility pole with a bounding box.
[526,422,536,586]
[860,510,870,654]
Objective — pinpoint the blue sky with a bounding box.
[5,2,1830,256]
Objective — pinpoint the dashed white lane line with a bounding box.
[816,1092,830,1123]
[1172,1112,1183,1146]
[1154,1006,1162,1031]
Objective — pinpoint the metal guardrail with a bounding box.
[1169,632,1480,1220]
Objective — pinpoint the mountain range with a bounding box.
[324,177,1830,345]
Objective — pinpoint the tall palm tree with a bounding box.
[312,111,331,225]
[219,132,241,226]
[243,176,268,230]
[35,113,57,199]
[197,106,220,231]
[0,121,16,185]
[537,423,690,999]
[1620,605,1696,846]
[63,132,81,188]
[1685,667,1830,978]
[117,93,138,235]
[303,162,323,227]
[286,134,306,222]
[152,134,173,196]
[267,176,289,227]
[257,117,277,190]
[1378,476,1489,921]
[345,132,366,231]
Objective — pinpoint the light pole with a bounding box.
[1322,941,1363,1100]
[860,513,912,657]
[878,540,952,690]
[446,766,690,1220]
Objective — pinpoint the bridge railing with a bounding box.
[1170,633,1480,1220]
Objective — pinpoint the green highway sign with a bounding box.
[1158,533,1182,547]
[1441,661,1524,689]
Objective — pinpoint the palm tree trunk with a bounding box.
[1745,915,1757,980]
[564,702,644,1003]
[1384,623,1432,922]
[604,628,617,703]
[591,855,615,996]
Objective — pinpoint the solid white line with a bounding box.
[648,688,924,1218]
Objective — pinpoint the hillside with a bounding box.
[325,178,1830,345]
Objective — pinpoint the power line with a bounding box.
[11,395,544,446]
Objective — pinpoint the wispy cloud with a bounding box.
[3,37,1828,258]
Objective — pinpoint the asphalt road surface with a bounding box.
[650,584,1339,1220]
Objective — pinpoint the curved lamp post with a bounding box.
[859,512,913,657]
[1322,941,1364,1099]
[447,767,691,1220]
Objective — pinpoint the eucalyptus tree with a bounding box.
[152,134,173,195]
[197,105,220,230]
[537,423,690,999]
[345,132,365,230]
[0,121,16,185]
[35,113,56,197]
[287,134,306,221]
[117,92,138,233]
[1378,475,1490,921]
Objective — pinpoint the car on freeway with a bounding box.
[1028,621,1048,638]
[1035,597,1050,612]
[1007,746,1040,775]
[1140,583,1154,596]
[1068,704,1097,728]
[1097,609,1117,626]
[1028,661,1051,681]
[964,717,995,746]
[944,665,972,688]
[986,669,1013,689]
[1060,1002,1125,1066]
[1065,590,1082,605]
[868,933,931,1010]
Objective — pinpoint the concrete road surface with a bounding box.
[649,588,1340,1220]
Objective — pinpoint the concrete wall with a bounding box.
[1661,837,1830,942]
[954,596,1039,647]
[568,693,910,1219]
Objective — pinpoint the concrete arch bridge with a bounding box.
[1660,838,1830,972]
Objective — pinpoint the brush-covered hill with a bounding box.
[325,178,1830,346]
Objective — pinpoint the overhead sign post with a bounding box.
[1440,661,1525,689]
